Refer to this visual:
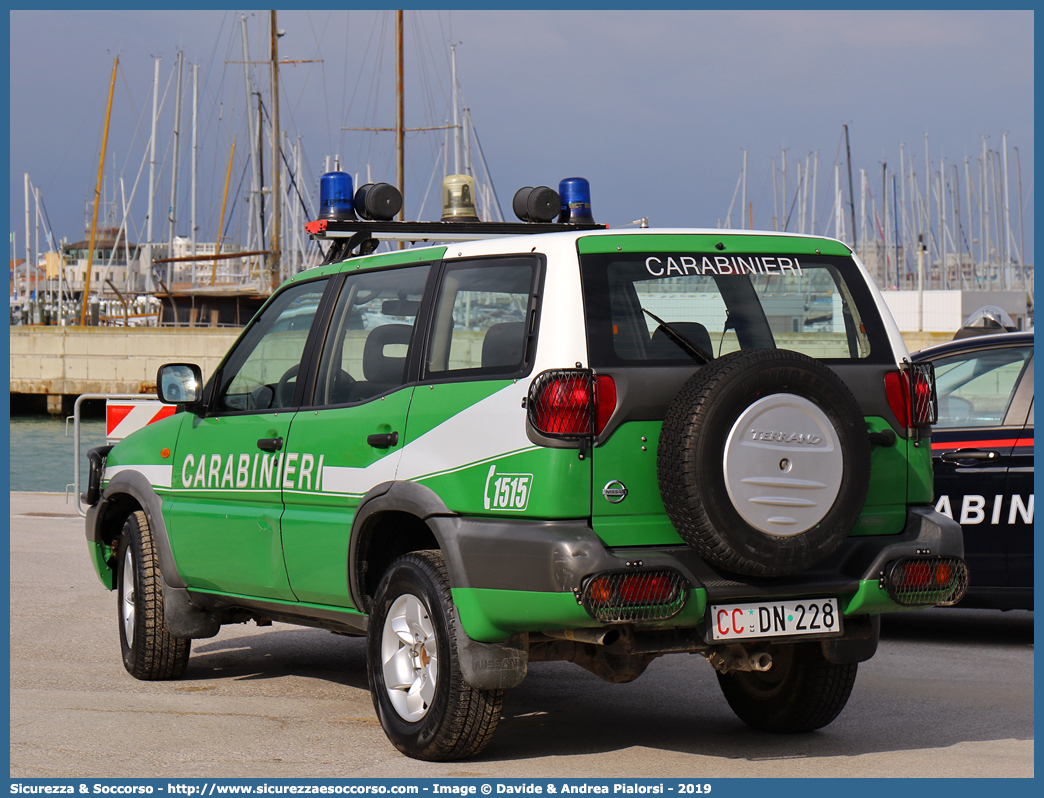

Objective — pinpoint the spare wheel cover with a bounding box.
[723,392,844,535]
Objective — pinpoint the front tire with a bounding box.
[117,511,190,680]
[717,642,857,732]
[367,551,504,761]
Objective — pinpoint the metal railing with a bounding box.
[66,392,154,517]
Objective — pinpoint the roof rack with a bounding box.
[306,218,607,264]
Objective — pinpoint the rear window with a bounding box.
[580,252,890,367]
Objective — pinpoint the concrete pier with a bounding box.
[9,326,241,405]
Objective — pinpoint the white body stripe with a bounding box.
[104,464,174,489]
[398,379,535,483]
[320,461,398,496]
[306,380,538,496]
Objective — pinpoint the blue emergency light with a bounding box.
[319,172,355,220]
[558,176,595,224]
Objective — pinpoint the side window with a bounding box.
[932,346,1032,428]
[312,264,431,406]
[216,279,328,412]
[426,257,537,376]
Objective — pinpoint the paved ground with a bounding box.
[9,491,1034,778]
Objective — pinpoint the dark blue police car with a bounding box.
[912,330,1034,610]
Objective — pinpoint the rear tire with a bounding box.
[117,511,190,680]
[716,642,856,732]
[367,550,504,761]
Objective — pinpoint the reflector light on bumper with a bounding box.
[883,556,968,606]
[577,569,689,623]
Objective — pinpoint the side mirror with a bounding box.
[157,363,203,405]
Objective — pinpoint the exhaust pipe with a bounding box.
[544,628,621,646]
[705,645,774,674]
[749,651,773,671]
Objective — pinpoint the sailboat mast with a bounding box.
[396,9,405,221]
[811,151,818,236]
[168,49,183,271]
[1002,131,1013,267]
[1014,146,1024,272]
[938,157,945,289]
[964,157,974,280]
[81,55,119,325]
[899,144,906,260]
[980,138,988,270]
[923,133,930,272]
[771,157,777,230]
[240,15,261,259]
[191,64,198,261]
[270,10,282,288]
[24,173,31,308]
[145,56,159,292]
[893,175,900,288]
[740,151,746,229]
[212,137,236,287]
[858,168,866,257]
[834,163,842,240]
[451,45,461,174]
[844,124,856,250]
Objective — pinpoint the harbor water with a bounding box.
[10,415,107,493]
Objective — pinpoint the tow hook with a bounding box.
[704,645,774,674]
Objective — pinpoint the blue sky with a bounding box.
[8,8,1034,270]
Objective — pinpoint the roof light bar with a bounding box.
[304,171,605,258]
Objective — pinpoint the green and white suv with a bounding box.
[85,223,967,760]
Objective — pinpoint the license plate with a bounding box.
[709,598,842,641]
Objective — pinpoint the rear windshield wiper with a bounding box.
[641,308,714,365]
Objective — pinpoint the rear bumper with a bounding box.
[433,506,964,641]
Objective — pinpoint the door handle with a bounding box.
[940,448,999,463]
[257,436,284,452]
[367,431,399,449]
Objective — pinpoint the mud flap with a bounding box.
[822,615,880,664]
[162,581,221,640]
[451,610,528,690]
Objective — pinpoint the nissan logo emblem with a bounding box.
[602,480,628,503]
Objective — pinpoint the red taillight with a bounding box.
[593,375,617,434]
[893,561,932,589]
[885,364,937,429]
[534,376,591,435]
[903,561,932,588]
[618,574,675,603]
[909,363,937,426]
[529,370,617,437]
[885,370,910,428]
[580,569,689,621]
[884,556,968,606]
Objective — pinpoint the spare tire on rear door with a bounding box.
[658,349,870,577]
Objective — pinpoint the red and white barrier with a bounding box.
[106,400,176,442]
